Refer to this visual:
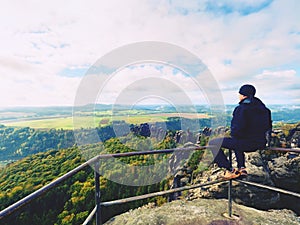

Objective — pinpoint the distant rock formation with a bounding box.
[270,123,300,148]
[287,123,300,148]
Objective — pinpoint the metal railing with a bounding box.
[0,146,206,223]
[0,146,300,225]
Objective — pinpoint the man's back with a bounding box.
[231,97,272,142]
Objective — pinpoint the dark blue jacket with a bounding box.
[231,97,272,144]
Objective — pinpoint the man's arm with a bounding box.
[231,107,247,138]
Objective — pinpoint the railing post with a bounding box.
[228,149,232,218]
[94,160,102,225]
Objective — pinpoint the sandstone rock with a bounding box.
[189,152,280,210]
[104,198,300,225]
[267,152,300,188]
[168,148,300,214]
[264,152,300,214]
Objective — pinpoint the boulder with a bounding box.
[190,152,280,210]
[267,152,300,188]
[264,152,300,214]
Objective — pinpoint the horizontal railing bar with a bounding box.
[90,146,207,163]
[91,146,300,163]
[236,180,300,198]
[101,179,226,207]
[82,206,97,225]
[267,147,300,153]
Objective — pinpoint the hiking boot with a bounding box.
[221,168,240,180]
[238,168,248,178]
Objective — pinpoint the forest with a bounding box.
[0,129,206,225]
[0,117,213,164]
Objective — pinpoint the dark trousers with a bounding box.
[208,137,265,170]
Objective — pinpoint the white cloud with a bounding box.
[0,57,81,107]
[220,69,300,105]
[0,0,299,106]
[90,64,209,105]
[254,70,300,104]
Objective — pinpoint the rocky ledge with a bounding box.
[189,151,300,213]
[104,198,300,225]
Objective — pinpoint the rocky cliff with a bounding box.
[189,151,300,214]
[104,198,300,225]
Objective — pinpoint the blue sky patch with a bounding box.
[239,0,273,15]
[59,67,89,77]
[205,0,273,16]
[205,3,233,15]
[166,0,273,17]
[223,59,232,65]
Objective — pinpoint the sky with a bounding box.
[1,0,300,107]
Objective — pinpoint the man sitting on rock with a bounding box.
[209,84,272,179]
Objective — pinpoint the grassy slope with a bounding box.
[3,113,210,129]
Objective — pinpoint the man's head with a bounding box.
[238,84,256,101]
[239,84,256,97]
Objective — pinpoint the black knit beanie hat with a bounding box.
[239,84,256,97]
